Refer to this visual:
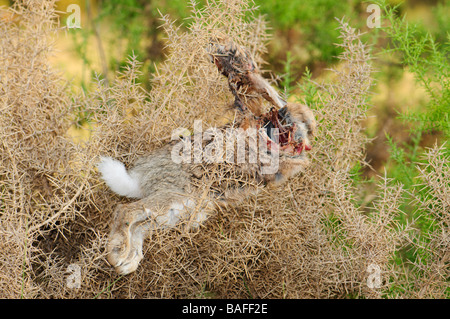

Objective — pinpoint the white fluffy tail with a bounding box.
[97,157,142,198]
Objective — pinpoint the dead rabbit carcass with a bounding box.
[98,38,316,275]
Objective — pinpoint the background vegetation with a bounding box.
[0,0,448,298]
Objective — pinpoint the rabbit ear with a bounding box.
[247,73,287,109]
[261,83,287,109]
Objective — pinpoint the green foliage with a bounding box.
[385,133,421,188]
[372,1,449,297]
[97,0,194,60]
[296,67,318,109]
[376,0,450,137]
[280,51,295,96]
[98,0,147,56]
[255,0,362,62]
[375,0,449,203]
